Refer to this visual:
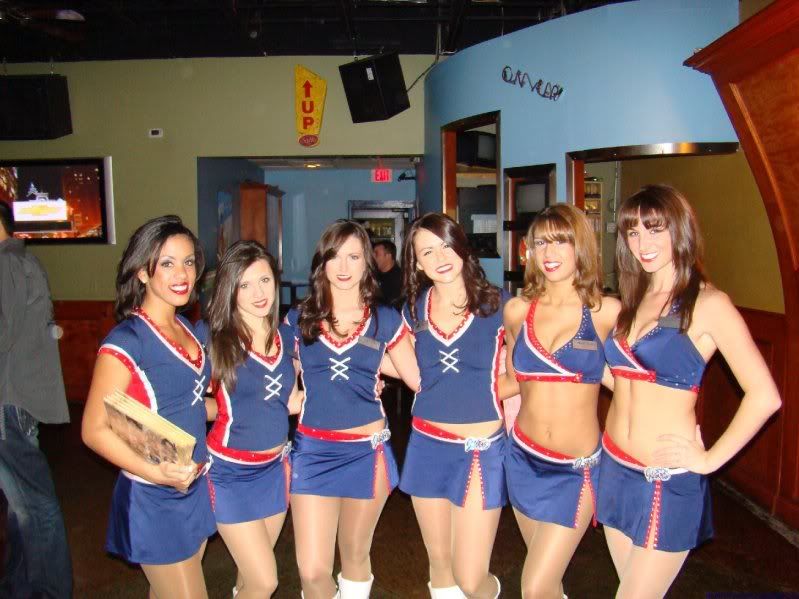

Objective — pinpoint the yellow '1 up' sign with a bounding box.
[295,65,327,147]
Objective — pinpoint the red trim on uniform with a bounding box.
[207,477,217,512]
[320,307,370,348]
[412,417,466,441]
[208,442,282,464]
[283,459,292,507]
[602,431,645,467]
[386,323,409,350]
[250,332,281,364]
[134,308,203,369]
[492,327,505,417]
[427,290,472,340]
[610,367,657,383]
[645,480,663,549]
[98,347,152,409]
[516,372,584,383]
[206,386,231,451]
[297,423,371,442]
[513,423,575,460]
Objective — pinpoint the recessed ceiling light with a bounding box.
[306,163,321,169]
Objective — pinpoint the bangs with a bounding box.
[618,191,669,233]
[533,212,574,244]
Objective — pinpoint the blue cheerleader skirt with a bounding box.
[208,448,291,524]
[290,425,399,499]
[597,432,713,552]
[506,423,600,528]
[399,417,507,510]
[106,470,217,565]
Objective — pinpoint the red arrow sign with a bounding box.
[303,80,312,97]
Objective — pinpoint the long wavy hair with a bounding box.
[297,220,379,341]
[402,212,501,322]
[616,184,707,337]
[115,215,204,321]
[207,241,280,391]
[521,204,602,308]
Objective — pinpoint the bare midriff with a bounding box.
[605,378,698,465]
[516,380,600,457]
[422,418,505,439]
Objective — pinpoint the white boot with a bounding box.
[301,591,341,598]
[427,581,467,598]
[337,573,374,599]
[492,575,501,599]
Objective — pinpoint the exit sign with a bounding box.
[371,168,393,183]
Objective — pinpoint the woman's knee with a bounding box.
[425,541,453,572]
[452,568,489,597]
[298,560,333,587]
[337,536,372,568]
[242,573,278,598]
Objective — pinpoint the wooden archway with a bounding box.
[685,0,799,529]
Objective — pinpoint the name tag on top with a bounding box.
[413,320,429,334]
[572,339,598,351]
[357,336,382,351]
[658,314,682,329]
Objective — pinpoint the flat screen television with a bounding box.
[0,157,115,244]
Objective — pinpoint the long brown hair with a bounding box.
[402,212,501,322]
[115,215,205,321]
[522,204,602,308]
[616,184,707,337]
[207,241,280,391]
[297,220,379,341]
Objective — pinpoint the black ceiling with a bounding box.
[0,0,630,63]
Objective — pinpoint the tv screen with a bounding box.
[0,157,115,244]
[516,182,547,213]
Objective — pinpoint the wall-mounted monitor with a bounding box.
[0,157,115,244]
[457,131,496,168]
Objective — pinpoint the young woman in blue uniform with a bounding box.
[285,220,419,599]
[598,185,781,597]
[196,241,302,598]
[394,213,518,599]
[503,205,619,599]
[82,215,215,598]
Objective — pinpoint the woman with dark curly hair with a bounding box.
[503,204,619,599]
[393,213,517,599]
[285,220,419,599]
[599,185,781,597]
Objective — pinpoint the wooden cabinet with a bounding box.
[218,181,284,269]
[685,0,799,529]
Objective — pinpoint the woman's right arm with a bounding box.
[81,354,196,491]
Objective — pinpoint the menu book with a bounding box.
[104,390,196,467]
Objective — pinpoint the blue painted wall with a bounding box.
[421,0,738,215]
[266,169,417,300]
[197,157,264,269]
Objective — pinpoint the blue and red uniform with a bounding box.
[599,307,713,552]
[505,298,605,527]
[99,310,215,565]
[398,288,509,510]
[285,304,407,499]
[195,321,295,525]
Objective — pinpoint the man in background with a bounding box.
[373,240,403,308]
[0,201,72,598]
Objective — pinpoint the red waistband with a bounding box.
[601,431,645,467]
[207,441,284,465]
[412,417,469,441]
[297,423,372,442]
[512,422,575,460]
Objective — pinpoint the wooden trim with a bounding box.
[684,0,799,531]
[571,158,585,208]
[53,301,116,403]
[442,129,458,218]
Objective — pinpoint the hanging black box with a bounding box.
[0,75,73,140]
[339,53,410,123]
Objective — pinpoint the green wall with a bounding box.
[0,56,431,299]
[619,152,784,314]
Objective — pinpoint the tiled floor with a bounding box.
[42,399,799,598]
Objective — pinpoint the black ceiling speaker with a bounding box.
[339,53,410,123]
[0,75,73,140]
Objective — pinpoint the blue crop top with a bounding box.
[512,299,605,384]
[403,287,510,424]
[603,309,706,392]
[285,305,407,430]
[195,321,296,459]
[99,313,211,464]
